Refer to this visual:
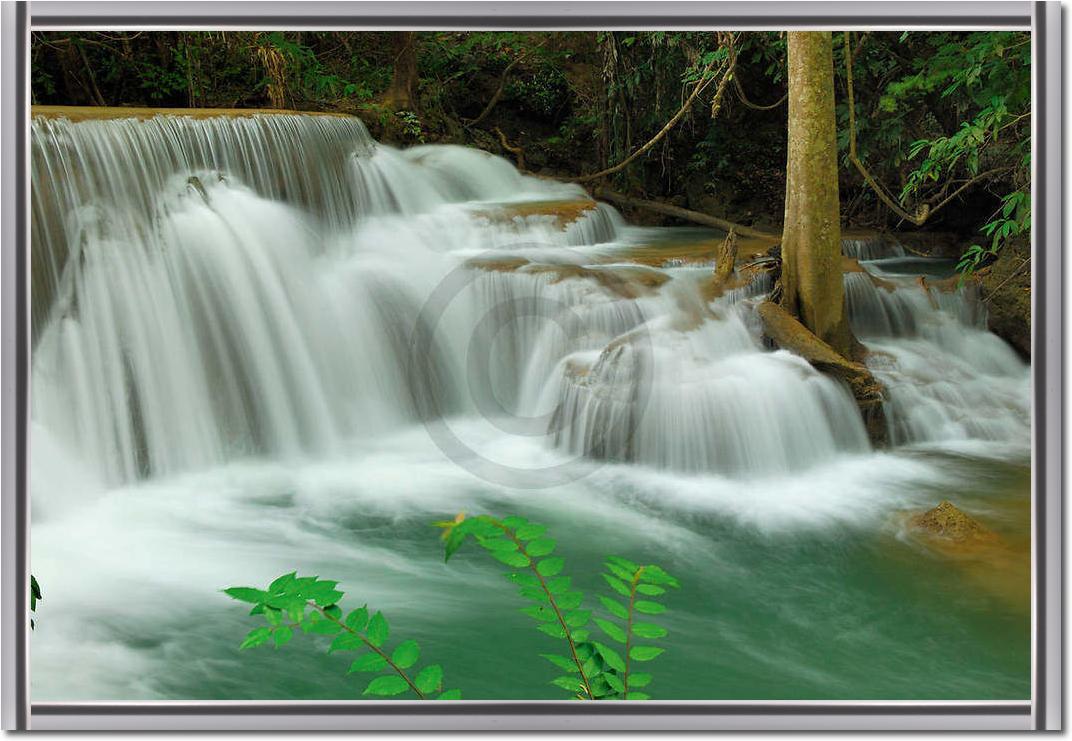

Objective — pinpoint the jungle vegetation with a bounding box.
[31,30,1032,354]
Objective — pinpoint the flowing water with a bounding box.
[29,113,1031,701]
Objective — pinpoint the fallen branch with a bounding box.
[591,187,775,240]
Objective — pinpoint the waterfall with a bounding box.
[844,271,1029,448]
[30,111,1030,495]
[842,236,906,261]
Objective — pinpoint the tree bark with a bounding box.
[780,32,852,358]
[384,32,418,111]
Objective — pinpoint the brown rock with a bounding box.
[910,500,997,543]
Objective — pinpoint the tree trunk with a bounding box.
[384,32,418,111]
[780,32,852,357]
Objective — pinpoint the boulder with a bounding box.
[910,500,997,543]
[756,300,887,446]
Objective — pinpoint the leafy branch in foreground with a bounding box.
[223,572,459,699]
[436,513,679,700]
[30,575,41,629]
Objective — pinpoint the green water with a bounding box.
[79,449,1027,702]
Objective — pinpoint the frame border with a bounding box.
[3,0,1061,731]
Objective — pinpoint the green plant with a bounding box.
[436,513,678,700]
[226,513,678,701]
[956,189,1031,282]
[394,110,425,142]
[30,575,41,629]
[223,572,460,699]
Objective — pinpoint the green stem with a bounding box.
[307,602,427,699]
[496,522,595,700]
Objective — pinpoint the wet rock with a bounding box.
[978,242,1031,359]
[756,301,888,446]
[910,500,997,543]
[471,199,598,230]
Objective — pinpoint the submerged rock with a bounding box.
[756,301,887,446]
[910,500,997,543]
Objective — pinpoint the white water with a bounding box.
[29,113,1031,700]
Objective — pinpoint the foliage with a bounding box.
[30,575,41,629]
[226,513,678,700]
[223,572,460,699]
[436,513,678,700]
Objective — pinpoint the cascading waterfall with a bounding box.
[31,112,885,489]
[844,262,1029,449]
[29,112,1033,704]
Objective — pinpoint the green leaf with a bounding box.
[239,626,272,650]
[391,639,420,669]
[599,595,629,620]
[414,664,444,694]
[629,645,665,662]
[602,574,632,597]
[323,605,342,620]
[595,617,627,643]
[537,622,567,639]
[631,621,667,639]
[630,672,653,688]
[438,689,463,700]
[536,557,564,577]
[515,523,547,540]
[518,585,551,603]
[603,672,625,693]
[634,600,665,615]
[502,515,528,530]
[443,529,467,561]
[363,675,411,697]
[492,550,531,568]
[526,538,556,557]
[345,606,369,632]
[366,612,389,647]
[605,555,639,573]
[541,654,578,673]
[604,561,634,581]
[225,587,268,604]
[273,625,293,647]
[544,576,571,594]
[329,632,366,653]
[638,565,679,588]
[506,572,540,588]
[564,609,590,628]
[521,605,557,622]
[268,572,297,594]
[263,606,282,626]
[550,676,585,694]
[572,629,590,643]
[477,536,518,552]
[626,691,651,700]
[635,584,665,596]
[348,652,388,673]
[593,641,626,672]
[555,591,583,610]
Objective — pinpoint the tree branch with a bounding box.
[573,55,726,184]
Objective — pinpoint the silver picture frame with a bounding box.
[1,0,1062,730]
